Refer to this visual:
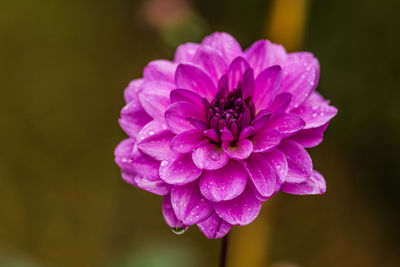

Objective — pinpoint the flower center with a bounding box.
[203,82,256,143]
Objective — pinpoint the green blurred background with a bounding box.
[1,0,399,266]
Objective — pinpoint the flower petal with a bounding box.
[119,100,152,138]
[252,111,271,132]
[134,174,171,195]
[171,182,213,225]
[281,170,326,195]
[278,140,312,183]
[244,40,287,76]
[140,80,174,97]
[290,122,329,148]
[175,64,217,100]
[263,149,288,184]
[131,144,160,177]
[245,154,278,200]
[139,92,170,121]
[280,54,319,110]
[239,126,255,140]
[197,213,232,239]
[253,65,282,110]
[241,68,255,99]
[174,42,200,63]
[114,138,135,172]
[193,45,228,85]
[269,92,292,113]
[201,32,242,64]
[222,139,253,160]
[199,160,247,202]
[143,60,177,83]
[136,121,175,160]
[291,92,338,129]
[159,153,202,185]
[121,171,137,186]
[266,113,305,135]
[165,101,204,134]
[170,129,205,153]
[124,79,143,103]
[227,57,250,90]
[203,129,220,142]
[213,187,262,226]
[192,143,228,170]
[170,89,204,110]
[251,129,281,153]
[162,194,186,228]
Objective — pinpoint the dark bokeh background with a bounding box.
[1,0,399,266]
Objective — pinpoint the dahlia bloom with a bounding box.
[115,32,337,238]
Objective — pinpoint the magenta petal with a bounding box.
[278,140,312,183]
[245,154,278,200]
[244,40,287,76]
[220,127,234,143]
[137,121,175,160]
[143,60,177,83]
[290,123,329,148]
[241,68,255,98]
[140,80,174,97]
[114,138,135,173]
[253,65,282,110]
[252,111,271,132]
[171,182,213,225]
[263,149,288,184]
[124,78,143,103]
[239,126,255,140]
[281,170,326,195]
[135,174,171,195]
[121,171,137,186]
[197,213,232,239]
[162,194,186,228]
[280,55,319,110]
[192,143,228,170]
[222,139,253,160]
[174,42,200,63]
[131,144,160,177]
[159,153,202,185]
[213,187,262,226]
[165,101,204,134]
[175,64,217,100]
[199,160,248,202]
[170,129,205,153]
[170,89,203,110]
[269,92,292,113]
[251,129,281,153]
[204,129,220,142]
[291,92,338,129]
[193,46,228,85]
[266,113,305,134]
[139,92,170,121]
[227,57,250,90]
[119,100,152,138]
[201,32,242,64]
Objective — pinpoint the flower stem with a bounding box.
[219,233,229,267]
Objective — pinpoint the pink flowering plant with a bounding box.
[115,32,337,239]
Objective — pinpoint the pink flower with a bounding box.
[114,32,337,238]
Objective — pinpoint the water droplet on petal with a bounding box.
[161,160,168,166]
[210,153,220,161]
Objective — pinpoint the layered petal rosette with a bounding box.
[115,32,337,238]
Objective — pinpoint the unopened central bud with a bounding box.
[204,84,256,142]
